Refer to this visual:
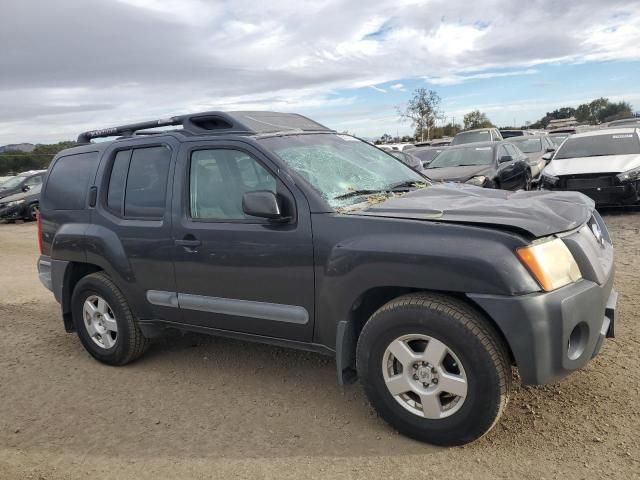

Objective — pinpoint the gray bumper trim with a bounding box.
[37,256,53,292]
[468,272,616,385]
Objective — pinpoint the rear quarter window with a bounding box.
[43,152,99,210]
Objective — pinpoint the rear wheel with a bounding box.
[356,293,511,446]
[71,272,148,365]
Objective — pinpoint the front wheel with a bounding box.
[523,170,532,191]
[356,293,511,446]
[26,202,39,221]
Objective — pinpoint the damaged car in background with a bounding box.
[503,135,556,185]
[0,183,41,222]
[540,128,640,205]
[425,141,531,190]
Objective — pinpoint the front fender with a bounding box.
[312,214,539,349]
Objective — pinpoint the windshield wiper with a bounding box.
[333,189,385,200]
[387,180,427,190]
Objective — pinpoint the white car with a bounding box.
[540,128,640,205]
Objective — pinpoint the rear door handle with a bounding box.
[175,238,201,248]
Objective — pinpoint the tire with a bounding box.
[356,292,511,446]
[523,170,532,191]
[26,202,39,221]
[71,272,148,365]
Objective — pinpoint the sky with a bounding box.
[1,0,640,144]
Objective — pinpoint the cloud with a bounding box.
[425,69,539,85]
[369,85,387,93]
[390,83,406,91]
[1,0,640,143]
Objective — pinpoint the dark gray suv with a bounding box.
[37,111,617,446]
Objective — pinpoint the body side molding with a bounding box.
[146,290,309,325]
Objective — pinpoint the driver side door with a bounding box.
[171,141,316,342]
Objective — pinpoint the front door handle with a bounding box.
[175,238,201,248]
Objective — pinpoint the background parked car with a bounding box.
[540,128,640,205]
[548,132,570,147]
[499,129,535,138]
[503,134,556,183]
[388,150,425,172]
[429,138,452,146]
[605,117,640,128]
[0,176,15,185]
[425,141,530,190]
[450,128,503,146]
[0,170,46,201]
[0,183,41,221]
[410,146,447,167]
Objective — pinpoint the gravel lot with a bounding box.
[0,213,639,480]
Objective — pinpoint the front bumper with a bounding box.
[543,176,640,205]
[468,272,616,385]
[0,203,25,220]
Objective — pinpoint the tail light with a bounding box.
[37,212,43,254]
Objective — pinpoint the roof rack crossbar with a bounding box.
[76,111,333,143]
[77,116,183,143]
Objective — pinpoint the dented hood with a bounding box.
[354,183,594,237]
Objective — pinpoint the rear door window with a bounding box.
[105,146,171,218]
[44,152,99,210]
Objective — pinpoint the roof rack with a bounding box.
[77,111,333,143]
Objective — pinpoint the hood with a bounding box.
[425,164,494,182]
[0,185,40,204]
[545,154,640,176]
[353,183,594,237]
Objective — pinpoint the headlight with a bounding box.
[465,175,487,186]
[541,173,559,186]
[6,200,24,207]
[616,166,640,183]
[516,238,582,291]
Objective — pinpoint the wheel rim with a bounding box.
[382,334,468,419]
[30,204,39,218]
[83,295,118,349]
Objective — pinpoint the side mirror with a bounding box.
[242,191,287,221]
[22,185,31,192]
[542,152,554,164]
[545,147,555,153]
[499,155,513,164]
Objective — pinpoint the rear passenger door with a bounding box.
[89,136,181,323]
[170,140,316,342]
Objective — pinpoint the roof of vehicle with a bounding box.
[456,128,496,133]
[606,117,640,127]
[445,141,500,150]
[17,170,47,176]
[568,127,638,139]
[76,111,334,143]
[504,134,546,141]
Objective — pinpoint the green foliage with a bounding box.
[463,110,494,130]
[397,88,442,142]
[0,141,75,175]
[530,98,633,128]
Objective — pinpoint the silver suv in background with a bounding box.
[451,128,503,146]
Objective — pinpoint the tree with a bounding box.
[463,110,493,130]
[0,141,75,175]
[397,88,442,142]
[375,133,393,144]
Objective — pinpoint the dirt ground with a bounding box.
[0,213,639,480]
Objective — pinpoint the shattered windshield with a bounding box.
[259,134,425,208]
